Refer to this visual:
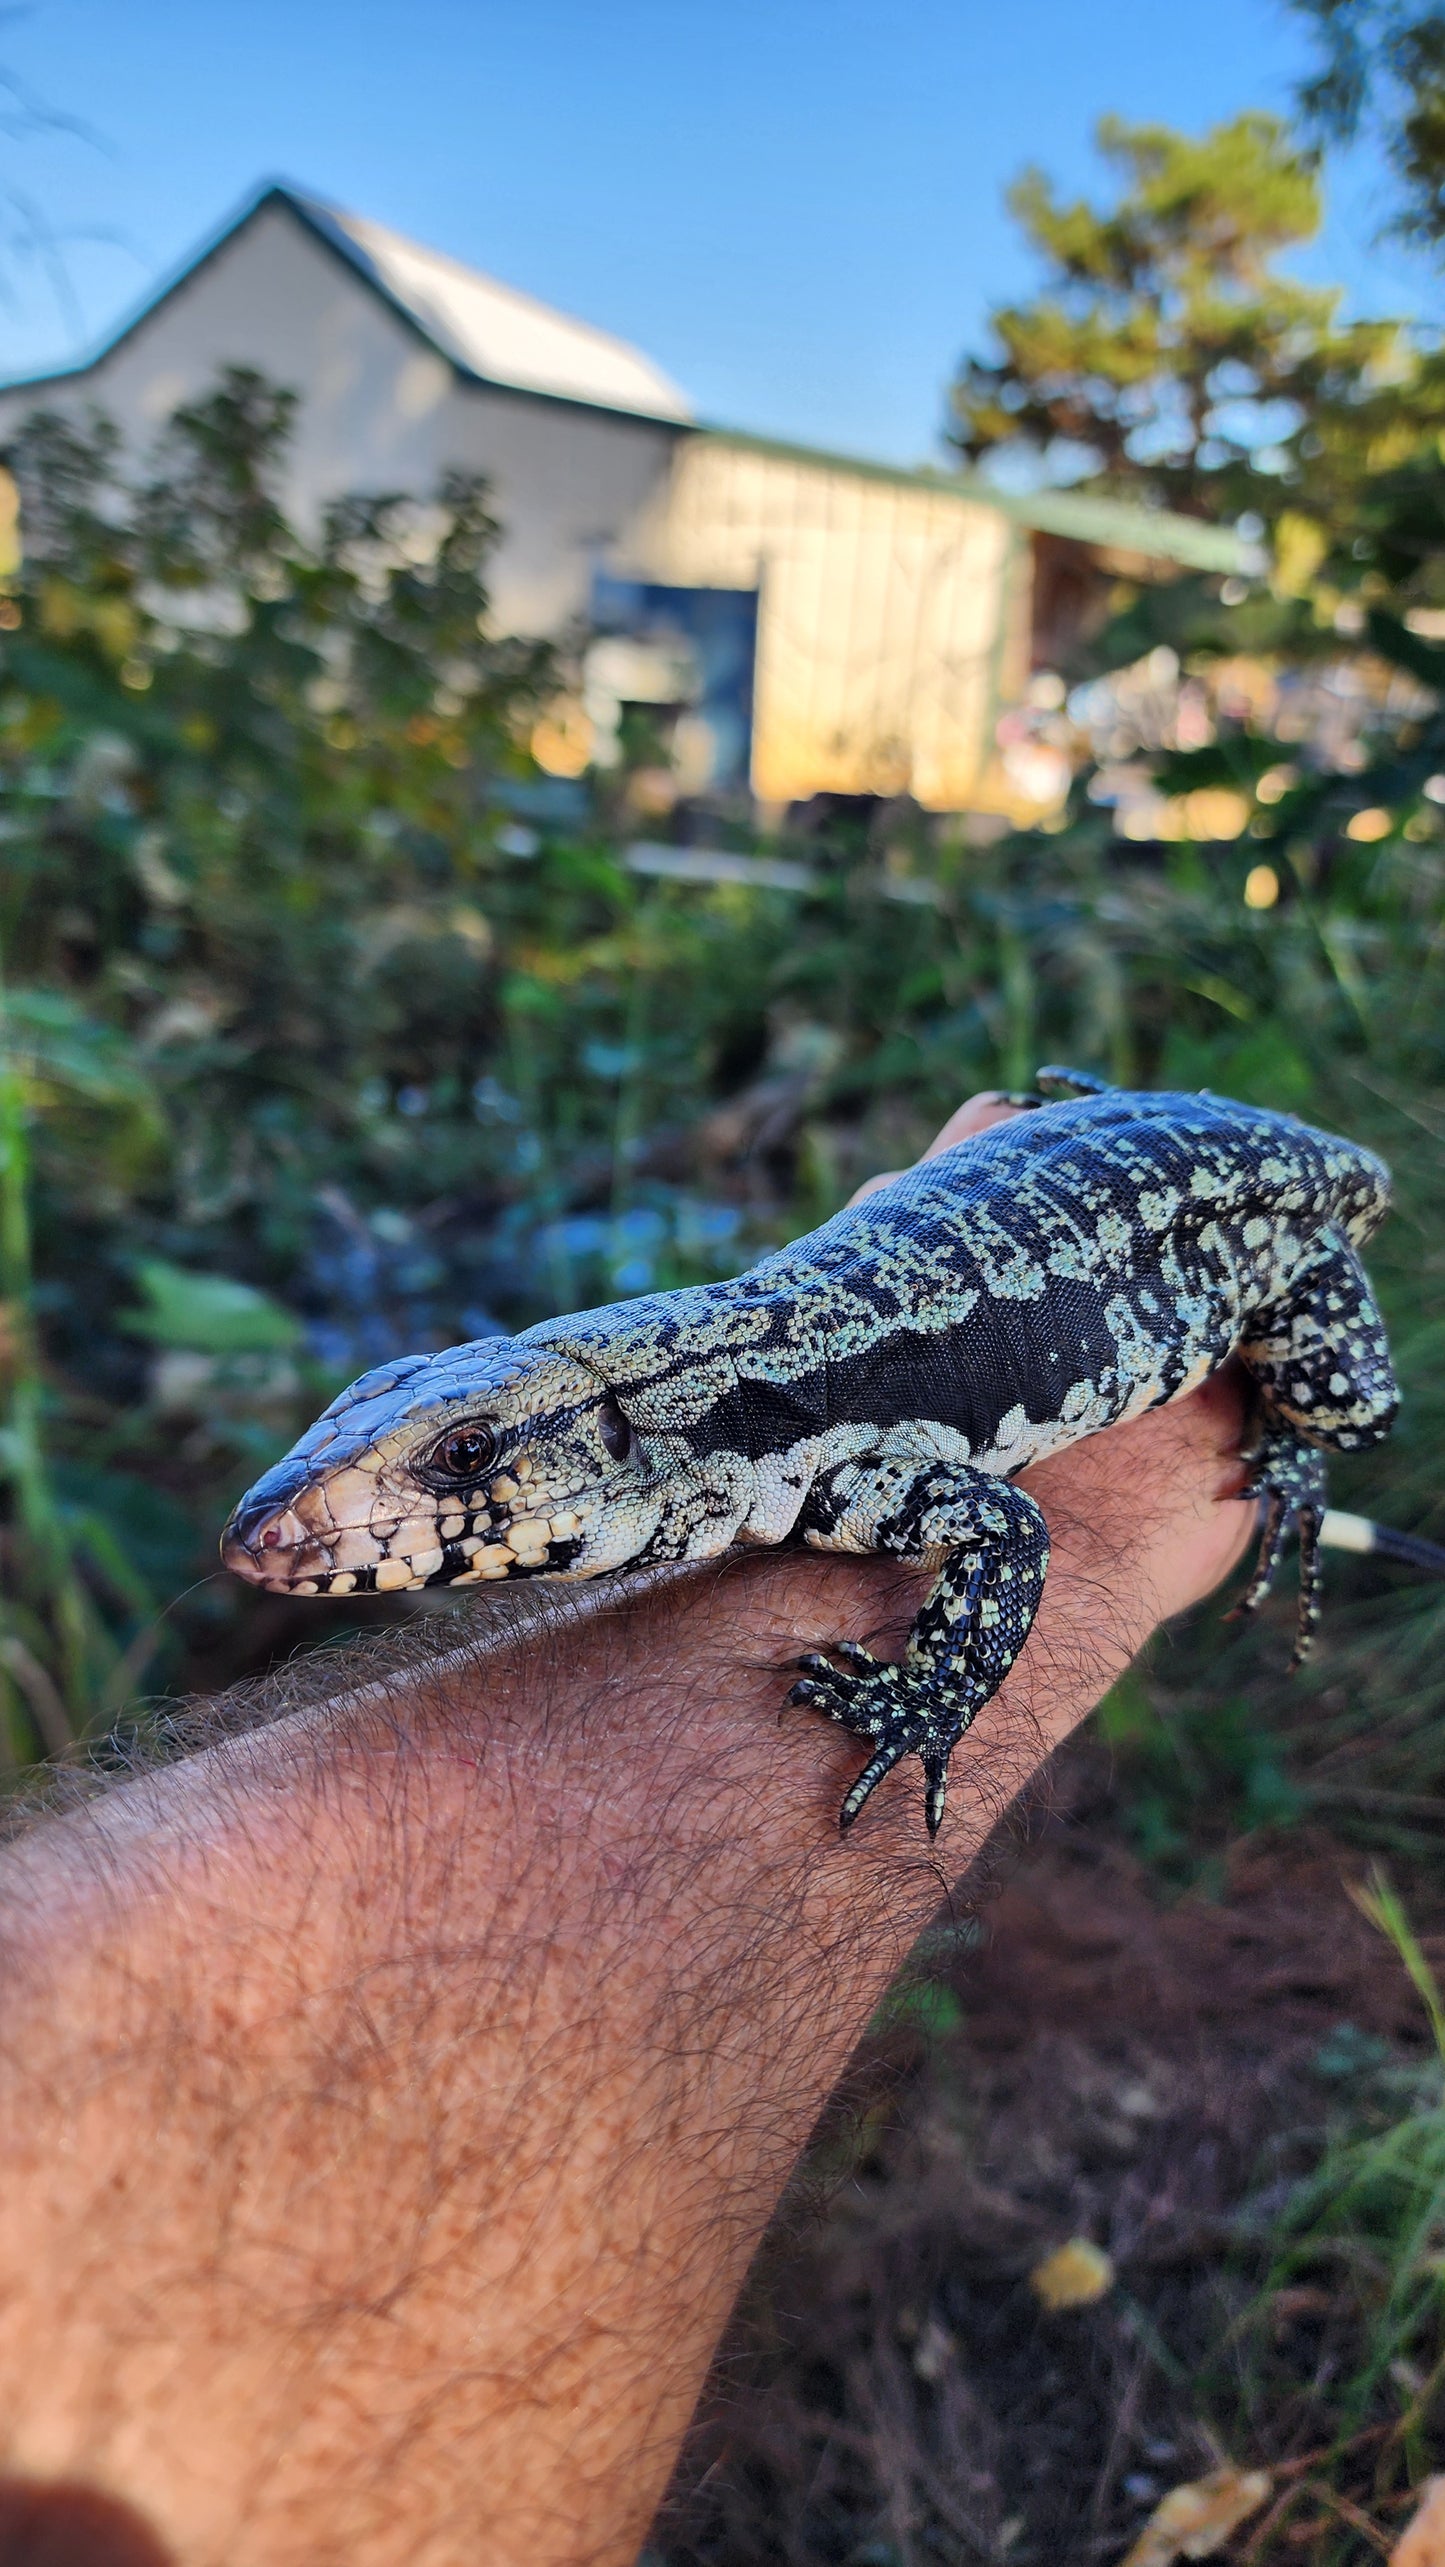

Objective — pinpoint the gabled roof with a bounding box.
[0,180,695,428]
[289,188,693,424]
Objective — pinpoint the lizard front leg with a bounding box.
[789,1458,1050,1837]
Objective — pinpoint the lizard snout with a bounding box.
[220,1464,323,1586]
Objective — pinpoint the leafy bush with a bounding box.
[0,347,1442,2551]
[0,364,1443,1831]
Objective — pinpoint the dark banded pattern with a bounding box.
[223,1075,1399,1835]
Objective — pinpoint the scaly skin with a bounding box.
[222,1072,1398,1835]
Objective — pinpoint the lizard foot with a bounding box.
[1230,1433,1328,1669]
[995,1065,1113,1110]
[788,1651,961,1836]
[789,1479,1048,1838]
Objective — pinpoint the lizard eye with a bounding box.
[598,1396,632,1463]
[427,1421,500,1485]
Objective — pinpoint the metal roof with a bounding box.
[0,180,695,429]
[1003,483,1253,573]
[290,190,694,424]
[696,428,1253,573]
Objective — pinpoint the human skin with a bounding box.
[0,1097,1256,2567]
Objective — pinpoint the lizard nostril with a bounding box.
[223,1464,315,1571]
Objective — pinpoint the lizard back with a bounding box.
[533,1088,1391,1481]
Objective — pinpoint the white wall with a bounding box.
[0,200,682,637]
[443,380,682,636]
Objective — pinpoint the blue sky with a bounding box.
[0,0,1426,465]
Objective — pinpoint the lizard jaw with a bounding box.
[222,1467,592,1596]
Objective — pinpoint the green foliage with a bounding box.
[0,368,557,1734]
[125,1260,302,1354]
[1,370,552,1281]
[949,112,1404,528]
[1217,1873,1445,2546]
[1293,0,1445,250]
[0,961,162,1757]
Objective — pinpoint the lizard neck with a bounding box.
[735,1436,832,1547]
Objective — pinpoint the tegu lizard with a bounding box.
[222,1069,1429,1837]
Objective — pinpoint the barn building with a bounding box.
[0,182,1244,815]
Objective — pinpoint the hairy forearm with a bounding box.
[0,1380,1252,2567]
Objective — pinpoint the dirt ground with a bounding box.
[650,1765,1445,2567]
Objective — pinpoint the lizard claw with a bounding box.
[796,1640,882,1679]
[1229,1441,1329,1666]
[834,1638,881,1670]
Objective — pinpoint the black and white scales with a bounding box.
[223,1071,1409,1837]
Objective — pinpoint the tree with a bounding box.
[1291,0,1445,251]
[949,112,1402,527]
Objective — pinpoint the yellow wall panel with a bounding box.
[631,437,1026,808]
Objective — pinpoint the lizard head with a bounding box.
[220,1337,665,1597]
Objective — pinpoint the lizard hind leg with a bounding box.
[790,1465,1050,1837]
[1230,1431,1329,1668]
[1235,1235,1398,1666]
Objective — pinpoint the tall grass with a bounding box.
[1217,1871,1445,2558]
[0,958,161,1756]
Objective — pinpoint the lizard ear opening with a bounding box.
[598,1396,633,1463]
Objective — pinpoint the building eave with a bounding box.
[0,178,294,400]
[692,425,1253,575]
[0,180,697,435]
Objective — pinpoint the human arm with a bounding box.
[0,1106,1256,2567]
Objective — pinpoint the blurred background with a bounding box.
[1,2,1444,2557]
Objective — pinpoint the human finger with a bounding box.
[845,1091,1027,1209]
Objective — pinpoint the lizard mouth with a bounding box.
[221,1480,586,1596]
[220,1490,363,1595]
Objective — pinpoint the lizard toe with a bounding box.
[835,1638,882,1671]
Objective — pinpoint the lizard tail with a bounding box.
[1319,1509,1445,1576]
